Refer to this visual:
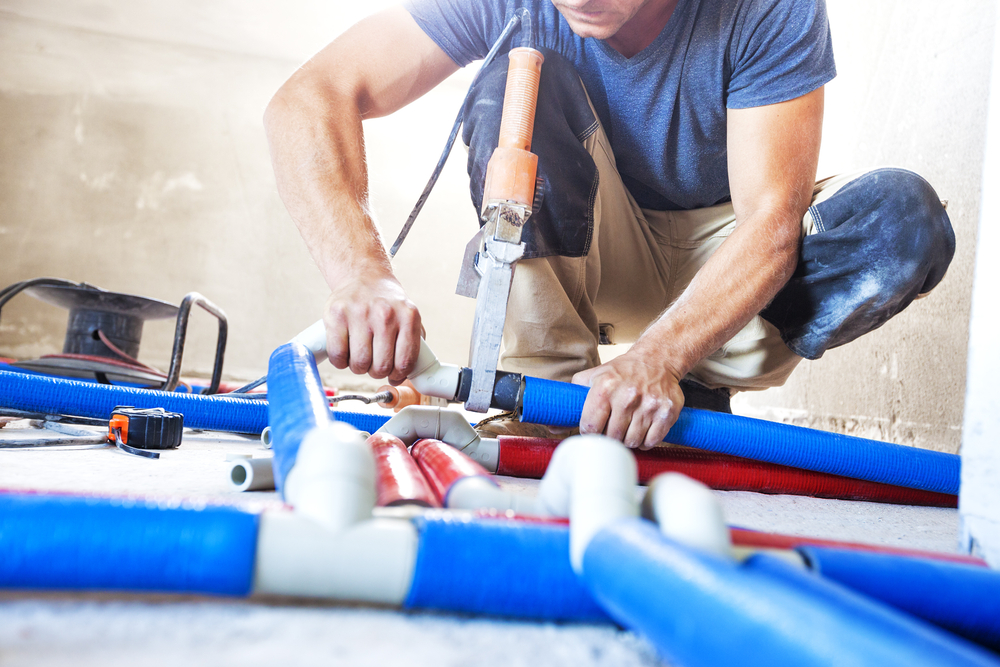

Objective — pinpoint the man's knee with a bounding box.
[763,168,955,359]
[816,168,955,294]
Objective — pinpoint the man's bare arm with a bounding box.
[573,87,824,448]
[264,7,458,383]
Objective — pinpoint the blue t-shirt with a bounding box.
[406,0,836,211]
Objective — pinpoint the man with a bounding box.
[264,0,954,449]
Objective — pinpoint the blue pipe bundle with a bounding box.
[0,369,268,434]
[798,546,1000,651]
[521,376,959,494]
[581,518,1000,667]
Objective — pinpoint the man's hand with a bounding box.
[324,273,422,385]
[572,350,685,449]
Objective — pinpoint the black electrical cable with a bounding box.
[388,12,532,257]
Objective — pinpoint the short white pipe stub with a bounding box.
[643,472,732,559]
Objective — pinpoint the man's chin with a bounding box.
[562,18,620,40]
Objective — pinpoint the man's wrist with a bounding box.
[628,323,692,384]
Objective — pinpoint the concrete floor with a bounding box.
[0,420,965,666]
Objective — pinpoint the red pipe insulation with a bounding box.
[495,436,958,508]
[366,433,439,508]
[729,527,987,567]
[410,438,496,506]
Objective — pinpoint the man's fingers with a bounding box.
[389,320,422,384]
[324,308,350,370]
[348,326,374,375]
[579,386,612,436]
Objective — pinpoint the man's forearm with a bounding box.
[264,76,393,289]
[630,207,801,379]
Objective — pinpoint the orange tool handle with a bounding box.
[498,47,545,152]
[482,47,545,211]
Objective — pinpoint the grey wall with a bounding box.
[0,0,992,454]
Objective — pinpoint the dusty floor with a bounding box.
[0,422,964,666]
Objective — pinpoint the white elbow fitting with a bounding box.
[408,339,462,400]
[284,421,377,533]
[378,406,498,472]
[289,319,329,364]
[642,472,732,559]
[378,404,475,446]
[536,434,639,574]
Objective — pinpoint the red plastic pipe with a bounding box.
[495,436,958,508]
[367,433,439,508]
[730,527,987,567]
[410,438,495,506]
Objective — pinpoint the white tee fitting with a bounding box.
[284,421,376,533]
[536,434,639,574]
[377,406,499,472]
[642,472,733,559]
[254,514,418,605]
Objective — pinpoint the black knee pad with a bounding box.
[462,48,600,258]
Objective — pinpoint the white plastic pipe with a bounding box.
[289,320,462,401]
[642,472,732,559]
[536,435,639,574]
[447,475,540,514]
[284,421,377,533]
[228,457,275,492]
[377,406,499,472]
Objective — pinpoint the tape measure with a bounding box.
[107,406,183,459]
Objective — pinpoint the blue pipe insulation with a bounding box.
[267,342,334,495]
[0,493,258,596]
[405,515,608,622]
[797,546,1000,651]
[521,377,959,495]
[0,365,389,440]
[582,518,1000,667]
[0,369,268,434]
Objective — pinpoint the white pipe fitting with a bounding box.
[536,435,639,574]
[446,475,539,514]
[284,421,376,533]
[408,339,463,401]
[254,513,418,605]
[642,472,732,559]
[228,457,275,492]
[377,406,499,472]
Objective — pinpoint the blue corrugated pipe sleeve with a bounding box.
[581,518,1000,667]
[521,376,959,494]
[0,493,258,596]
[404,515,608,622]
[0,369,267,434]
[797,545,1000,651]
[266,342,334,496]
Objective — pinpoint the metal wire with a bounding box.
[388,12,529,258]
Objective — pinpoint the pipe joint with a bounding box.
[536,435,639,573]
[284,421,376,533]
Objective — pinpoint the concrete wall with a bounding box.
[0,0,992,453]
